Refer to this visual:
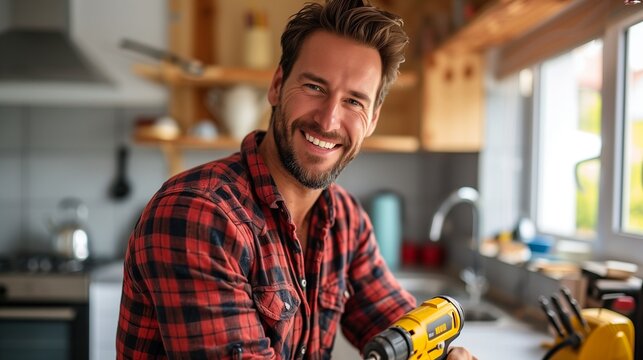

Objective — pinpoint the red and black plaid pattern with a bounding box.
[116,131,415,359]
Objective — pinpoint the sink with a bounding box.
[394,270,503,322]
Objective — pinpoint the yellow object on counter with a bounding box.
[548,308,634,360]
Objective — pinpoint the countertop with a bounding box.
[451,316,549,359]
[333,268,552,359]
[332,301,550,360]
[91,261,552,359]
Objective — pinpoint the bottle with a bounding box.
[369,191,403,270]
[243,9,272,70]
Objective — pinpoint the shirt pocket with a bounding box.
[252,283,300,330]
[318,281,348,354]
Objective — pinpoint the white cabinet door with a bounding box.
[90,281,122,360]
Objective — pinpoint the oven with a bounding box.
[0,267,90,360]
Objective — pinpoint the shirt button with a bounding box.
[344,290,350,299]
[300,279,307,288]
[300,346,306,355]
[284,302,291,311]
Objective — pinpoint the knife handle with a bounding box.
[551,295,575,336]
[539,295,564,338]
[560,286,590,334]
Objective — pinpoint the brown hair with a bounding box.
[279,0,409,107]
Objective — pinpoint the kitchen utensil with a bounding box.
[539,295,565,338]
[551,294,579,342]
[206,85,266,140]
[109,145,131,200]
[369,190,403,270]
[512,216,536,243]
[561,286,591,334]
[120,38,204,76]
[49,198,91,262]
[189,119,218,139]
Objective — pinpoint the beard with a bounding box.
[271,105,360,189]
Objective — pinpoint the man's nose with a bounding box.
[314,97,341,131]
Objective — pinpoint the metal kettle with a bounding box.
[49,198,91,262]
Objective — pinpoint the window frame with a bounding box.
[599,9,643,258]
[525,7,643,262]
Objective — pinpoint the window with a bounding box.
[620,20,643,235]
[480,5,643,263]
[535,40,603,240]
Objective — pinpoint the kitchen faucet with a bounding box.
[429,187,487,305]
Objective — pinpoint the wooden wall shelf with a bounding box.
[133,63,274,87]
[133,62,418,89]
[135,133,419,176]
[134,133,420,152]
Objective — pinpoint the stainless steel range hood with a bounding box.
[0,29,109,83]
[0,0,167,106]
[0,0,110,84]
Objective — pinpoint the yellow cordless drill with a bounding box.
[363,296,464,360]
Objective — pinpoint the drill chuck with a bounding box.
[364,327,413,360]
[363,296,464,360]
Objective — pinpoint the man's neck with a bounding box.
[258,131,322,237]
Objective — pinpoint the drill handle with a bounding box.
[437,338,458,360]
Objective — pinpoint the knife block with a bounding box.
[550,308,634,360]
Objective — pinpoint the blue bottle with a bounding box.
[369,191,403,270]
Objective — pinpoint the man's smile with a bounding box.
[304,131,339,150]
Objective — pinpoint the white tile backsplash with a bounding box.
[0,105,479,260]
[127,147,170,200]
[23,198,56,252]
[0,106,22,150]
[27,107,116,150]
[0,155,21,201]
[0,201,22,255]
[27,151,113,201]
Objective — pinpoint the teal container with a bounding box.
[369,191,403,270]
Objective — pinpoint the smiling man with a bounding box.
[117,1,475,359]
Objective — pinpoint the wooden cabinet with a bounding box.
[410,0,573,152]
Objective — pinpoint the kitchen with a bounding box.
[0,0,642,359]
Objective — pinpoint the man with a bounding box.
[117,0,475,359]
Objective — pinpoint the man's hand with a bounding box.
[447,346,478,360]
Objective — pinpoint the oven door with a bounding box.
[0,303,89,360]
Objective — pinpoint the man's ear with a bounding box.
[268,66,284,106]
[366,105,381,137]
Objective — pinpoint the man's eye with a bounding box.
[346,98,364,108]
[305,84,323,92]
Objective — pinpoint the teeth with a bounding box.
[305,132,336,149]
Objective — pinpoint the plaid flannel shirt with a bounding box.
[117,131,415,359]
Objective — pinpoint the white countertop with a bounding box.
[92,262,553,359]
[452,317,549,359]
[333,307,550,360]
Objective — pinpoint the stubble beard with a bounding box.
[271,105,359,189]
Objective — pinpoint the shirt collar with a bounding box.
[241,130,336,227]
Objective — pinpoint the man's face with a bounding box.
[268,31,382,189]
